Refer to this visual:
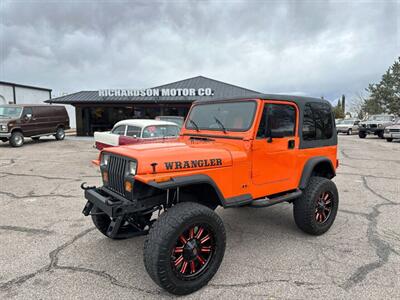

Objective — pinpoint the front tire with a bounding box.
[144,202,226,295]
[294,177,339,235]
[55,127,65,140]
[10,131,24,147]
[347,128,352,135]
[377,131,384,139]
[386,138,393,142]
[358,131,366,138]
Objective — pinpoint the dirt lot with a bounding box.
[0,135,399,299]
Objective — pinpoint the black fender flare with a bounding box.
[299,156,335,190]
[146,174,226,206]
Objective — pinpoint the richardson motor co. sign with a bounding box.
[99,88,214,97]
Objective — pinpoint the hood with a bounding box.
[360,120,389,125]
[0,117,17,123]
[386,124,400,129]
[105,140,235,174]
[336,124,351,128]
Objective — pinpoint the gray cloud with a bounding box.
[0,0,399,103]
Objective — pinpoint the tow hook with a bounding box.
[80,182,96,190]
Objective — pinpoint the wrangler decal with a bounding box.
[164,158,222,170]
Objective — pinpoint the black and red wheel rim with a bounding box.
[315,191,333,224]
[171,224,215,280]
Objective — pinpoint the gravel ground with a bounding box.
[0,135,399,299]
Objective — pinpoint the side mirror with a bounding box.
[24,113,32,121]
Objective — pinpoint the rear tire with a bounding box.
[55,127,65,140]
[294,177,339,235]
[10,131,24,147]
[144,202,226,295]
[386,138,393,142]
[358,131,366,138]
[377,131,384,139]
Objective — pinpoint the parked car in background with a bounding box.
[336,119,360,135]
[0,104,70,147]
[335,119,343,125]
[383,118,400,142]
[358,114,396,138]
[155,116,185,129]
[94,119,180,150]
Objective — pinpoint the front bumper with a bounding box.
[0,132,11,138]
[336,127,350,133]
[359,127,382,134]
[384,132,400,139]
[82,186,164,218]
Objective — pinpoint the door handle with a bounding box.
[288,140,295,149]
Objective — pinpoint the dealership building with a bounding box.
[47,76,260,136]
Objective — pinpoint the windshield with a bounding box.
[0,106,22,118]
[186,101,257,132]
[142,125,180,138]
[367,115,392,121]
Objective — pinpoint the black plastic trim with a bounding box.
[299,157,335,189]
[147,174,226,206]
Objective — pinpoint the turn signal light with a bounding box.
[102,171,108,182]
[125,181,133,192]
[154,176,172,183]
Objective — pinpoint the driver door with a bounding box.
[251,101,299,193]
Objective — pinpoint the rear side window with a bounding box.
[126,126,141,137]
[112,125,126,135]
[302,103,333,140]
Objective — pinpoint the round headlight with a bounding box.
[101,153,110,166]
[128,161,137,176]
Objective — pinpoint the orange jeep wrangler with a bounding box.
[82,94,338,295]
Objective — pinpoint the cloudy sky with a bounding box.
[1,0,399,104]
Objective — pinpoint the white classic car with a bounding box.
[94,119,180,150]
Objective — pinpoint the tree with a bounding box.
[333,99,345,119]
[364,57,400,116]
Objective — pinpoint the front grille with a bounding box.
[106,155,128,196]
[389,129,400,132]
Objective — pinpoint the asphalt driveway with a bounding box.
[0,135,399,299]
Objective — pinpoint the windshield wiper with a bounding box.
[189,119,200,132]
[214,117,227,133]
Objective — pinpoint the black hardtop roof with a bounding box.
[194,93,332,107]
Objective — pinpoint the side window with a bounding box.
[112,125,126,135]
[302,103,333,140]
[126,126,141,138]
[23,107,33,117]
[257,103,296,138]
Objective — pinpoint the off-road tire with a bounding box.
[377,131,384,139]
[55,127,65,140]
[91,206,151,240]
[294,176,338,235]
[358,131,366,138]
[32,137,40,142]
[347,129,352,135]
[0,138,7,143]
[386,138,393,142]
[144,202,226,295]
[10,131,24,147]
